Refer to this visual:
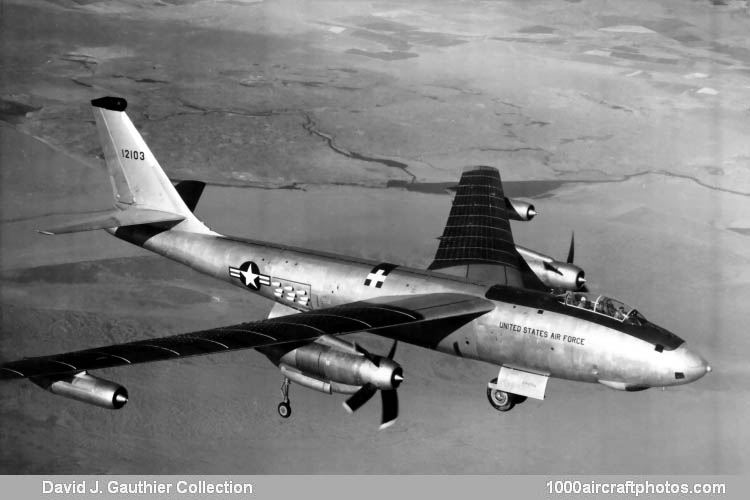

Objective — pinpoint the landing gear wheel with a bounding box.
[487,378,515,412]
[277,401,291,418]
[278,377,292,419]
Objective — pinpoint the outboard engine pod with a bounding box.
[505,198,536,221]
[32,371,128,409]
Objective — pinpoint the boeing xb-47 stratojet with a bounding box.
[0,97,710,429]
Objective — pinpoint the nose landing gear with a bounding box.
[277,377,291,418]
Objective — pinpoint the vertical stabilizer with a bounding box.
[90,96,210,233]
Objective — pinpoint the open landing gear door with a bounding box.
[489,366,549,400]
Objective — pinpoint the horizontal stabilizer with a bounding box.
[39,207,185,235]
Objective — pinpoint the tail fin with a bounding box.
[88,96,210,233]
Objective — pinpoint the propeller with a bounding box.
[386,338,398,360]
[567,232,588,292]
[541,232,588,292]
[566,231,575,264]
[344,340,401,430]
[343,383,377,412]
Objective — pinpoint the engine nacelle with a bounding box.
[32,371,128,409]
[516,245,586,291]
[527,259,586,291]
[279,343,402,391]
[505,198,536,221]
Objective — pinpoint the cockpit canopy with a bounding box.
[557,292,647,326]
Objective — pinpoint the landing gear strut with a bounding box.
[486,377,524,412]
[278,377,291,418]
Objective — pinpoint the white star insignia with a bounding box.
[240,268,259,288]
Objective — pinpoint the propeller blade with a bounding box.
[354,342,379,364]
[343,383,377,413]
[356,341,398,366]
[386,340,398,360]
[580,283,589,293]
[379,389,399,430]
[345,341,401,429]
[567,232,575,264]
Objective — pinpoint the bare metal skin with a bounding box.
[114,226,710,391]
[0,97,710,427]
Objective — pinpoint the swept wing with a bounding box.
[428,166,548,291]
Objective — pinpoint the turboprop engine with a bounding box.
[31,371,128,409]
[505,198,536,221]
[516,233,587,291]
[523,257,586,291]
[279,340,403,393]
[277,336,403,428]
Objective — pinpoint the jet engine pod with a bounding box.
[31,371,128,409]
[505,198,536,221]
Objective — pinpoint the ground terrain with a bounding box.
[1,0,749,474]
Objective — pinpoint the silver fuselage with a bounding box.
[114,226,709,390]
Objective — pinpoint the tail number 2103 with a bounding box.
[121,149,145,160]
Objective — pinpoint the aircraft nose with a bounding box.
[673,344,711,383]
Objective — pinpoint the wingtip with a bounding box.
[36,229,55,236]
[342,402,354,414]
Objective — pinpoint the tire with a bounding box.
[486,378,515,412]
[277,402,291,418]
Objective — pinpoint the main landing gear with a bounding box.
[486,378,526,412]
[277,377,291,418]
